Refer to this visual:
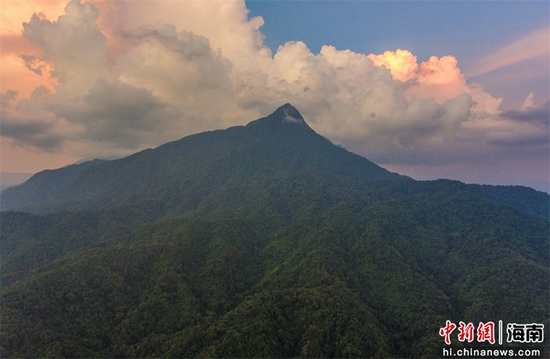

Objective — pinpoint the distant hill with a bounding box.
[0,172,33,192]
[1,104,548,358]
[0,159,107,211]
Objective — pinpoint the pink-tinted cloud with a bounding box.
[467,27,550,77]
[366,49,502,113]
[367,49,418,82]
[0,30,56,98]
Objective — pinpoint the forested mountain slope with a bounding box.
[1,104,548,358]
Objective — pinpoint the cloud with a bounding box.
[522,92,535,109]
[368,49,418,82]
[453,99,550,150]
[22,0,109,93]
[486,128,548,146]
[21,55,45,75]
[500,99,549,127]
[0,29,57,99]
[116,24,233,105]
[365,49,502,113]
[48,78,174,149]
[1,0,547,176]
[1,87,64,149]
[1,120,63,149]
[4,1,242,156]
[467,27,550,77]
[120,0,271,72]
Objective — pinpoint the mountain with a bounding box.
[0,104,403,214]
[1,104,548,358]
[0,172,33,192]
[0,159,107,211]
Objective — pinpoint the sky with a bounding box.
[1,0,549,192]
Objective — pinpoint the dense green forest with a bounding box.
[1,105,548,358]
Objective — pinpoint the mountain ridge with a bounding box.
[0,104,405,214]
[1,104,547,220]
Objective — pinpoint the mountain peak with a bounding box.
[245,103,309,131]
[272,103,305,124]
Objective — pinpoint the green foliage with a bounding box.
[468,184,549,219]
[2,192,547,358]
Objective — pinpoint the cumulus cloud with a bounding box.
[368,49,418,82]
[48,78,176,149]
[116,24,233,108]
[1,0,547,174]
[366,49,503,113]
[3,1,241,156]
[22,1,110,95]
